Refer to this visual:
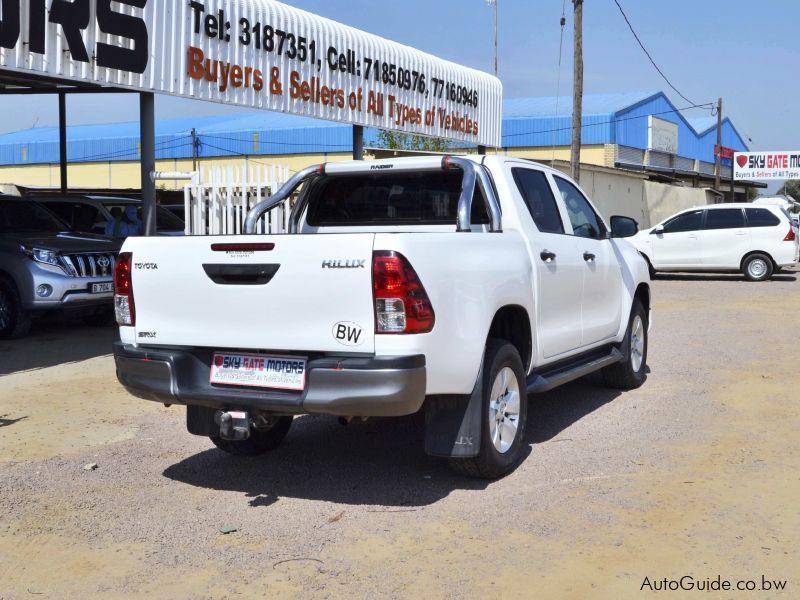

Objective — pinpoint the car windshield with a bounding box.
[102,202,185,231]
[0,199,70,234]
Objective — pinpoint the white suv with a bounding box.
[630,203,799,281]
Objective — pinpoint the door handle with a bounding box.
[583,252,596,262]
[540,250,556,263]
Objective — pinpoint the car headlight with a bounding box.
[26,247,60,267]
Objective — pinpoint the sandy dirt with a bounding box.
[1,271,798,599]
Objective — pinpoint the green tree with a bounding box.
[777,180,800,199]
[375,129,451,153]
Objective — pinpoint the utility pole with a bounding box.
[191,128,198,172]
[485,1,498,76]
[714,97,722,195]
[570,0,583,183]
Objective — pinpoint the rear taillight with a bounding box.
[114,252,135,326]
[373,251,435,334]
[784,226,796,242]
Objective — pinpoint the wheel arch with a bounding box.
[638,251,655,274]
[740,250,776,271]
[487,305,532,372]
[634,282,651,317]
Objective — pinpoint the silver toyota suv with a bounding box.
[0,196,121,339]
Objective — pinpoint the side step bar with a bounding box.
[527,347,624,393]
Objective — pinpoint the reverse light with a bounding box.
[373,251,435,334]
[784,226,796,242]
[114,252,135,326]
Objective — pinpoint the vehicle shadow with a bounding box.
[163,374,624,507]
[0,414,28,427]
[0,317,117,376]
[654,273,797,282]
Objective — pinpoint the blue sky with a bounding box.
[1,0,797,161]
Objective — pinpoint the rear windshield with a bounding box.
[305,172,490,227]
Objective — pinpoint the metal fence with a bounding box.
[184,164,291,235]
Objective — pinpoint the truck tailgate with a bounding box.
[125,234,376,353]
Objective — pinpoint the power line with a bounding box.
[72,137,193,162]
[611,0,697,106]
[200,133,351,149]
[501,102,713,139]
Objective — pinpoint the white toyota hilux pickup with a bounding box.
[113,155,651,478]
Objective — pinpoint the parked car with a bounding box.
[32,195,185,238]
[0,196,121,339]
[161,204,186,223]
[111,156,651,479]
[629,204,799,281]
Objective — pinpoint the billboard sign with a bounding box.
[0,0,503,146]
[648,116,678,154]
[734,151,800,181]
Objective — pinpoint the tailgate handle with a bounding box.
[202,264,280,286]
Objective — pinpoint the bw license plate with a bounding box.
[91,282,113,294]
[210,353,307,391]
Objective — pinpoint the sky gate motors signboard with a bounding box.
[734,152,800,181]
[0,0,503,147]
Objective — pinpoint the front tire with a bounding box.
[211,415,293,456]
[448,339,528,479]
[0,279,31,340]
[742,253,773,282]
[603,299,648,390]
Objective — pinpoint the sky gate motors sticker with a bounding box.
[734,151,800,181]
[210,353,307,391]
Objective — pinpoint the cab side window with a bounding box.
[512,168,564,234]
[554,177,604,240]
[660,210,703,233]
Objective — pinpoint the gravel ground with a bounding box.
[1,270,798,598]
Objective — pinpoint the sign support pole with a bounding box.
[58,92,67,194]
[714,97,722,194]
[140,92,157,237]
[353,125,364,160]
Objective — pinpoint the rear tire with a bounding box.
[0,279,31,340]
[448,339,528,479]
[742,253,773,282]
[603,299,648,390]
[211,416,293,456]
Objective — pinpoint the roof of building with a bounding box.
[0,91,749,167]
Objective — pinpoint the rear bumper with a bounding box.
[113,342,426,417]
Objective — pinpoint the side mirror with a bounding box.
[610,215,639,238]
[653,225,665,235]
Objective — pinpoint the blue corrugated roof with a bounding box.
[0,91,748,167]
[503,91,658,118]
[688,117,718,134]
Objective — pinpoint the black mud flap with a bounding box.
[423,366,483,458]
[186,405,220,437]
